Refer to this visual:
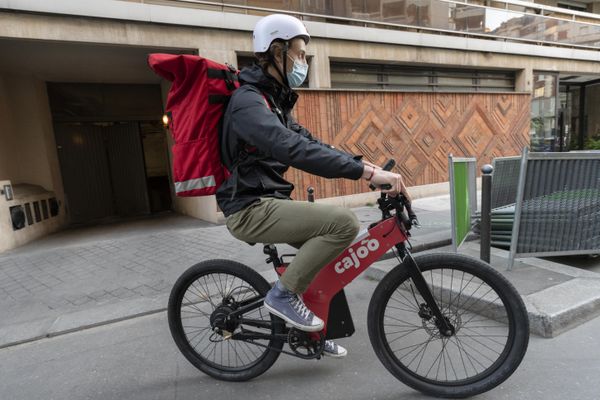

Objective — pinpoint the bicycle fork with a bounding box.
[400,247,455,337]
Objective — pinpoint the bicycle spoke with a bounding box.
[175,269,280,371]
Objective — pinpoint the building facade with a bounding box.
[1,0,599,252]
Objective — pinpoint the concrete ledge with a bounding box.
[366,242,600,338]
[0,295,169,350]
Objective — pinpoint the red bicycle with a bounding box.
[167,161,529,398]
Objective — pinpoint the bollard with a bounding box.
[480,164,493,263]
[307,187,315,203]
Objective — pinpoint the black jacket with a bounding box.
[216,64,364,217]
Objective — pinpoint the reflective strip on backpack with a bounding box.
[174,176,216,193]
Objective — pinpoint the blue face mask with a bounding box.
[286,55,308,88]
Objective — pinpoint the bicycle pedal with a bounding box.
[222,330,233,340]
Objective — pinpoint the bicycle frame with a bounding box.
[229,195,452,342]
[299,216,407,335]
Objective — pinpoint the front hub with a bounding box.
[436,316,456,337]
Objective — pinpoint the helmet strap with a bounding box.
[282,41,290,88]
[269,41,291,88]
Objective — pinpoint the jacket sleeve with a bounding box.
[230,90,364,180]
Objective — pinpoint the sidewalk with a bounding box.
[2,193,599,348]
[0,195,451,349]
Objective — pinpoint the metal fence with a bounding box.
[508,149,600,268]
[491,156,521,210]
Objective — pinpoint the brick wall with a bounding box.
[288,90,531,200]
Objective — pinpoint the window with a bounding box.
[531,72,558,152]
[557,2,587,12]
[330,61,515,92]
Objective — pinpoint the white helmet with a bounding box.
[253,14,310,54]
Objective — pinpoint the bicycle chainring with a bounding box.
[287,328,325,359]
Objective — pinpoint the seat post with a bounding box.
[263,244,281,268]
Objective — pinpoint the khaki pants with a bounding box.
[226,198,360,293]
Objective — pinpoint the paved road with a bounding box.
[1,275,599,400]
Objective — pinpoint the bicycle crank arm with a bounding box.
[240,337,324,360]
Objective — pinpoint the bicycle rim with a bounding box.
[175,271,274,372]
[378,263,516,385]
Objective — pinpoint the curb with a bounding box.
[0,269,279,350]
[366,242,600,338]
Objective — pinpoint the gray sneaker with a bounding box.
[323,340,348,358]
[264,281,324,332]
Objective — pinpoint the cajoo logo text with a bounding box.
[334,238,380,274]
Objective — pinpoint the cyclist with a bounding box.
[217,14,410,358]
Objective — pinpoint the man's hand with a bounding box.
[365,168,412,202]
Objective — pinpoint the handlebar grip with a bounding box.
[369,159,396,191]
[381,159,396,171]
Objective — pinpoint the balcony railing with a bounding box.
[135,0,600,50]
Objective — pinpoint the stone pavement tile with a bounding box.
[68,295,95,307]
[131,285,160,297]
[109,287,138,300]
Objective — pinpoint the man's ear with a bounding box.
[269,43,282,64]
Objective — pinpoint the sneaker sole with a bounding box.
[323,349,348,358]
[264,302,324,332]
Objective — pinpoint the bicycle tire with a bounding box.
[368,252,529,398]
[168,259,284,381]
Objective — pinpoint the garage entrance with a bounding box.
[49,83,172,225]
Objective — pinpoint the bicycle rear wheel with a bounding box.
[168,259,284,381]
[368,252,529,398]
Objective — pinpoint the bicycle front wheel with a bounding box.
[368,252,529,398]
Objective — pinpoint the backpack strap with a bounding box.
[261,92,285,124]
[261,94,271,111]
[228,144,259,200]
[206,66,239,91]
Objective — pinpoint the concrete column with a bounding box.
[0,75,20,182]
[312,41,331,88]
[516,68,533,92]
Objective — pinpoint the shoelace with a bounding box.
[290,295,312,321]
[324,340,336,352]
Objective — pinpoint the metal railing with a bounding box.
[137,0,600,50]
[508,149,600,268]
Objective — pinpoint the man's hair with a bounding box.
[255,40,286,70]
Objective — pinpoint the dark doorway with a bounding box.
[140,121,172,213]
[55,122,150,224]
[48,83,171,225]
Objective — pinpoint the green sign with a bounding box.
[452,162,471,248]
[449,156,476,250]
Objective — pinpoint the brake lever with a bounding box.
[369,159,395,191]
[399,194,420,228]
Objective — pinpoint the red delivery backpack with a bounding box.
[147,53,240,197]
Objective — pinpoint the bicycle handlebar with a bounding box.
[368,159,395,191]
[370,159,420,228]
